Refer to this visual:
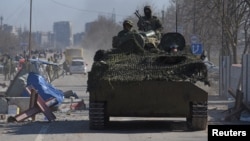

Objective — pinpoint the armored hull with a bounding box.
[87,32,209,130]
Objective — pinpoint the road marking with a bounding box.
[35,124,50,141]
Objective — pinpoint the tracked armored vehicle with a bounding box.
[87,32,209,130]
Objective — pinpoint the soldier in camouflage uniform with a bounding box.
[3,57,11,81]
[117,20,134,37]
[137,5,163,38]
[113,20,138,49]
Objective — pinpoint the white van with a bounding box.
[69,59,87,75]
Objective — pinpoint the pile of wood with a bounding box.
[224,88,250,121]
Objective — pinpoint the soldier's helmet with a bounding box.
[144,5,152,12]
[123,20,133,27]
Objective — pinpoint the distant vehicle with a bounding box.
[69,59,87,75]
[64,47,84,65]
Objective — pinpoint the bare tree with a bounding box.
[242,2,250,54]
[189,0,222,62]
[163,0,222,62]
[210,0,249,63]
[164,0,250,64]
[18,30,38,55]
[0,30,19,56]
[245,0,250,7]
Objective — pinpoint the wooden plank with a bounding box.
[13,97,57,122]
[227,88,250,113]
[224,107,244,121]
[235,90,243,109]
[10,86,58,122]
[225,89,243,121]
[228,87,236,98]
[30,86,57,121]
[15,107,39,122]
[29,88,38,121]
[36,94,56,121]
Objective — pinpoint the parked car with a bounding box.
[69,59,87,75]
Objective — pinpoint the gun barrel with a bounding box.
[134,10,141,18]
[134,10,146,31]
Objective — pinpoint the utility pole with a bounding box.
[28,0,32,59]
[112,8,116,23]
[0,16,3,30]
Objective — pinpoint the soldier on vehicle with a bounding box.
[113,19,137,48]
[117,20,135,37]
[137,5,163,37]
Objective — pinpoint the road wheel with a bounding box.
[89,102,108,130]
[187,102,207,130]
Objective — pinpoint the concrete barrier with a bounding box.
[0,98,8,114]
[6,97,30,113]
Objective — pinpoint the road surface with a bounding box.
[0,72,248,141]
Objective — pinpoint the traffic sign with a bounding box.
[190,35,199,44]
[191,43,203,55]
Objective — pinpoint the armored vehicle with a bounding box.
[87,32,209,130]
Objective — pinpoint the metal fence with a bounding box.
[219,54,250,103]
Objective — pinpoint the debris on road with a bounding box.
[224,88,250,121]
[7,86,57,122]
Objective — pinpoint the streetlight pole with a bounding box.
[28,0,32,59]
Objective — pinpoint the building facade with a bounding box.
[53,21,73,48]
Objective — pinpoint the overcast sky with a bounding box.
[0,0,170,34]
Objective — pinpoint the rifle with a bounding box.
[134,10,146,31]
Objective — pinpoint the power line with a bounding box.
[4,0,29,23]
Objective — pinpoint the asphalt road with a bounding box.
[0,72,249,141]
